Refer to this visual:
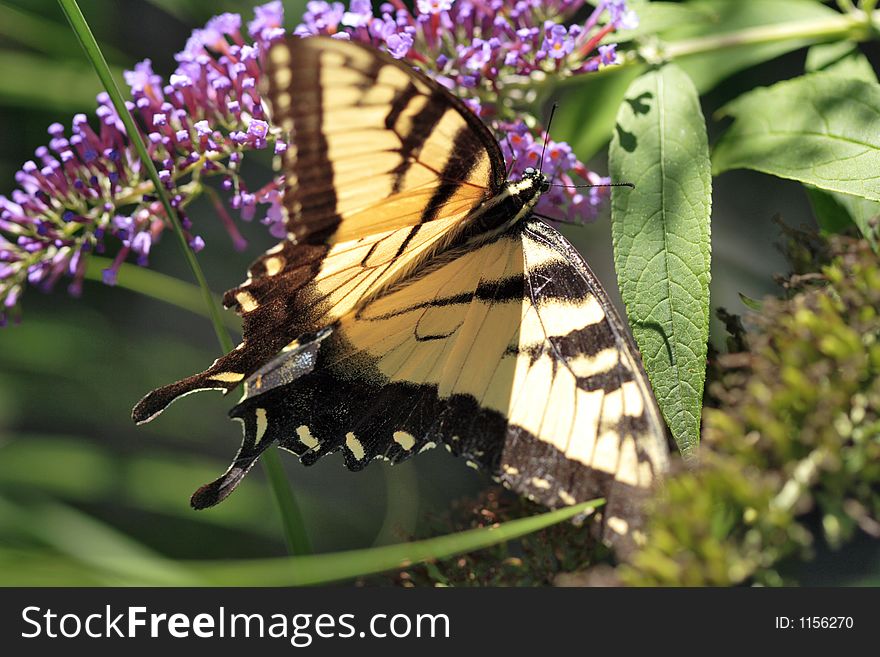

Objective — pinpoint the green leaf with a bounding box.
[805,185,880,249]
[805,185,857,234]
[187,499,604,586]
[557,0,838,160]
[802,44,880,250]
[664,0,840,92]
[0,497,202,585]
[610,64,712,456]
[558,64,645,161]
[0,495,602,586]
[0,548,116,586]
[738,293,764,312]
[713,73,880,204]
[804,42,877,81]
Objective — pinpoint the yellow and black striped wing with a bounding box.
[132,36,506,424]
[205,219,668,549]
[266,36,505,244]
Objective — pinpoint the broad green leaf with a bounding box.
[805,42,877,81]
[557,1,713,159]
[669,0,840,91]
[610,64,712,456]
[558,0,836,160]
[713,73,880,204]
[803,44,880,250]
[188,499,603,586]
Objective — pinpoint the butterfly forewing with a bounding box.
[132,37,506,423]
[264,36,505,243]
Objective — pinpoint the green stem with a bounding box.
[262,451,313,555]
[58,0,230,353]
[58,0,311,556]
[662,11,874,61]
[546,10,879,90]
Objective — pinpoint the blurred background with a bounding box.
[0,0,877,584]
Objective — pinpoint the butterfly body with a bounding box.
[133,36,669,552]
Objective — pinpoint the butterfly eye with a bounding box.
[524,166,535,175]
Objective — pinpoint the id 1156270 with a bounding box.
[775,617,854,630]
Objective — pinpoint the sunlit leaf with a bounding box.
[802,44,880,250]
[610,64,712,456]
[713,73,880,204]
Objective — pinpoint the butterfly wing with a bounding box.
[203,218,668,550]
[267,36,505,243]
[504,219,669,551]
[132,36,505,424]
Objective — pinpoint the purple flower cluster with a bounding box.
[0,2,290,324]
[292,0,634,218]
[0,0,635,324]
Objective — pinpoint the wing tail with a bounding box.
[132,377,226,426]
[132,346,262,425]
[190,407,276,509]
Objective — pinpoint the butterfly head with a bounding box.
[523,166,551,194]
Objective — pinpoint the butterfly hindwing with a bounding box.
[218,230,522,483]
[211,220,667,549]
[132,36,506,424]
[501,220,669,551]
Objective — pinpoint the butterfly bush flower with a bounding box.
[0,3,291,324]
[293,0,636,218]
[0,0,635,324]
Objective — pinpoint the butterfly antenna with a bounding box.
[537,102,635,189]
[549,181,635,189]
[538,102,559,176]
[503,133,518,178]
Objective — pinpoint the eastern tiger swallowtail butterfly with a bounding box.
[132,36,669,552]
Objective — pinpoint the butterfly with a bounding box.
[132,36,669,553]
